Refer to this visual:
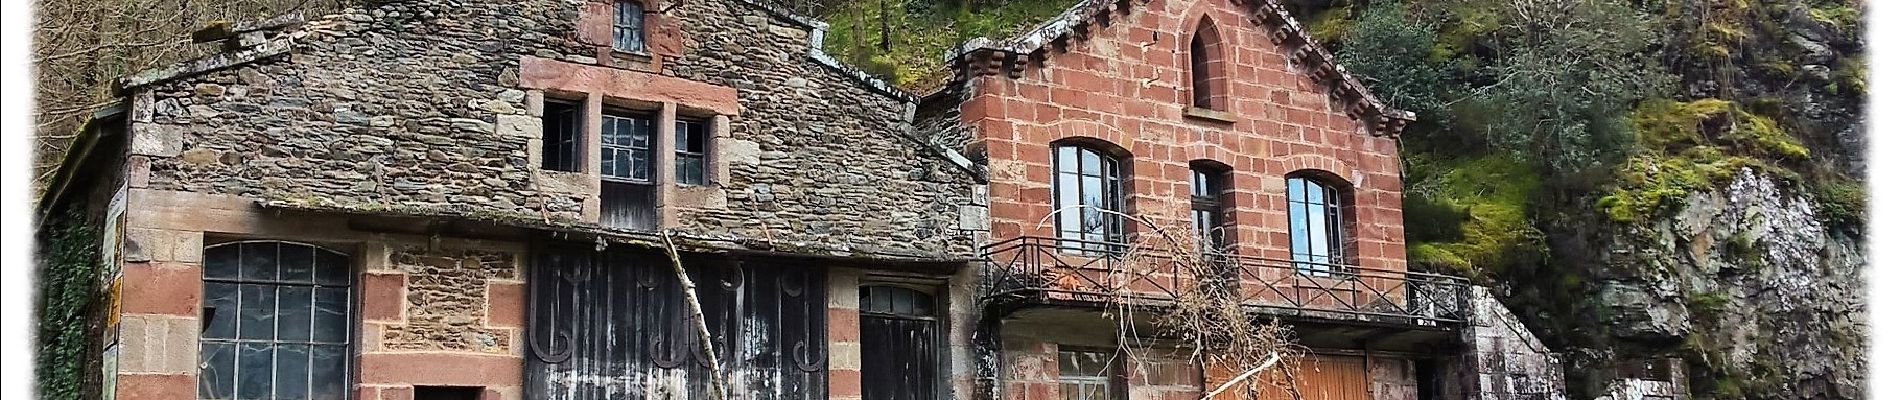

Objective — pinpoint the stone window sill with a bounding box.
[610,49,653,61]
[1183,107,1237,123]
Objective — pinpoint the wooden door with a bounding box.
[860,286,940,400]
[1208,354,1369,400]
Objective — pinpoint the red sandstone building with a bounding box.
[946,0,1468,398]
[31,0,1524,399]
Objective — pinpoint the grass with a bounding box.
[1403,154,1541,275]
[820,0,1080,91]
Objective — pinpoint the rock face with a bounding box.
[1592,169,1864,399]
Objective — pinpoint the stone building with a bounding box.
[35,0,1577,399]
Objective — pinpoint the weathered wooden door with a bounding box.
[859,286,940,400]
[1208,354,1369,400]
[1259,354,1370,400]
[525,243,827,400]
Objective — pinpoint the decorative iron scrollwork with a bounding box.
[528,257,576,364]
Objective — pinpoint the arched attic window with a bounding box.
[1188,17,1226,111]
[1052,139,1130,253]
[1286,171,1351,275]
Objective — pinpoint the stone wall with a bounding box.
[358,242,527,399]
[1454,287,1567,400]
[124,0,983,259]
[370,246,522,354]
[1369,357,1418,400]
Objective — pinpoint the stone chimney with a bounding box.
[190,11,306,51]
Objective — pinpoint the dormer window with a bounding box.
[613,0,647,52]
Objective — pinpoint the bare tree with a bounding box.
[31,0,338,196]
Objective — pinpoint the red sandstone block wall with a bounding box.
[964,0,1407,273]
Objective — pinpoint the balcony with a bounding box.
[979,236,1471,328]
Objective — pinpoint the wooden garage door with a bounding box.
[1208,354,1368,400]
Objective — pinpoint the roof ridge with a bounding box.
[945,0,1415,137]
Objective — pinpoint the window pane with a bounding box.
[1307,180,1326,203]
[1057,146,1078,174]
[238,284,277,340]
[236,343,275,399]
[602,117,624,146]
[1080,149,1101,176]
[1307,203,1332,270]
[1060,350,1110,377]
[632,118,651,149]
[676,155,704,185]
[1288,178,1306,204]
[630,151,650,181]
[313,287,350,344]
[198,342,237,400]
[1080,177,1102,214]
[1290,205,1309,257]
[203,282,239,339]
[276,286,315,342]
[1058,174,1081,239]
[274,344,311,400]
[1191,169,1208,197]
[240,242,278,281]
[279,244,313,283]
[310,345,348,400]
[205,246,239,279]
[315,250,351,286]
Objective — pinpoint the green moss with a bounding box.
[1814,180,1865,226]
[1432,5,1501,62]
[1835,55,1866,95]
[1758,61,1795,78]
[1599,98,1807,223]
[1631,97,1808,159]
[1403,154,1541,276]
[1808,3,1861,35]
[821,0,1078,90]
[1686,291,1731,318]
[1303,5,1356,45]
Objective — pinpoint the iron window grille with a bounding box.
[1287,176,1346,276]
[675,119,709,186]
[197,241,352,400]
[1052,144,1126,254]
[612,0,647,52]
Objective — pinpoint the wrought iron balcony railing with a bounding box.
[979,236,1471,326]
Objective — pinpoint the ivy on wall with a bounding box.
[35,205,102,400]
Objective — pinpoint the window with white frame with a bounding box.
[198,241,352,400]
[612,0,647,52]
[1058,348,1118,400]
[601,109,659,230]
[1287,175,1346,275]
[1052,143,1126,253]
